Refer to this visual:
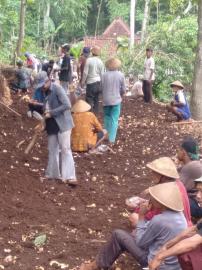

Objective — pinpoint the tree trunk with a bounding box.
[95,0,103,37]
[141,0,150,43]
[16,0,26,57]
[130,0,136,49]
[191,1,202,119]
[43,0,50,48]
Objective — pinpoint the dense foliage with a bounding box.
[0,0,198,100]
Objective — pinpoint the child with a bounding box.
[167,81,191,121]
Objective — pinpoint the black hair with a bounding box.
[146,48,153,52]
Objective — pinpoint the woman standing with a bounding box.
[101,58,126,145]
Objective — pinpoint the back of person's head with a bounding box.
[181,137,199,161]
[49,60,54,65]
[17,60,23,67]
[62,44,70,52]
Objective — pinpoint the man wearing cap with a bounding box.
[12,60,31,93]
[78,47,90,83]
[79,182,187,270]
[167,81,191,121]
[59,44,72,94]
[71,100,107,152]
[33,71,77,185]
[81,46,105,114]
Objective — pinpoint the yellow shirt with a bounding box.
[71,112,103,152]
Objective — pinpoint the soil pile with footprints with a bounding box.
[0,94,199,270]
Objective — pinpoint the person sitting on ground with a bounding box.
[177,137,202,220]
[79,182,187,270]
[131,74,144,98]
[12,60,31,93]
[101,57,126,146]
[149,219,202,270]
[127,157,192,228]
[167,81,191,121]
[189,176,202,221]
[71,100,107,152]
[27,71,46,120]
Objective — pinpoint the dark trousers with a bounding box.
[28,103,44,115]
[96,229,148,269]
[86,81,100,115]
[143,80,153,103]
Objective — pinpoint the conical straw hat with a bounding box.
[149,182,184,212]
[170,81,184,89]
[105,58,121,71]
[147,157,179,179]
[72,100,91,113]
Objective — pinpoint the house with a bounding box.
[84,18,140,55]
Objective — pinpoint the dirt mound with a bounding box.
[0,95,199,270]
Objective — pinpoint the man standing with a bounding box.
[143,48,155,103]
[34,72,77,186]
[82,46,104,114]
[59,44,72,94]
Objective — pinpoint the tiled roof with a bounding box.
[102,17,130,38]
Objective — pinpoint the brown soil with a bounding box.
[0,94,199,270]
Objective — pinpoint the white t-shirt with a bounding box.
[144,57,155,80]
[176,90,186,105]
[131,80,143,97]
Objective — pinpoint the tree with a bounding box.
[191,0,202,119]
[130,0,136,49]
[141,0,150,42]
[16,0,26,57]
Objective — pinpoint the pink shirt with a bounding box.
[176,179,192,227]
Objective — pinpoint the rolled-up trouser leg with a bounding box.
[46,134,60,179]
[58,130,76,180]
[96,229,148,269]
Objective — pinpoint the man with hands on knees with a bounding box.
[34,71,77,186]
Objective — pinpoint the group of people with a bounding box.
[80,137,202,270]
[13,43,201,269]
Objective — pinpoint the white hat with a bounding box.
[194,176,202,183]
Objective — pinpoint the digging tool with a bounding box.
[24,115,45,154]
[172,120,202,125]
[0,101,21,117]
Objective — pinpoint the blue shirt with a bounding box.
[174,90,191,119]
[33,88,45,103]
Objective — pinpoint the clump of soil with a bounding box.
[0,94,198,270]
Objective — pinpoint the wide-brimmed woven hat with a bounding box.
[91,46,101,56]
[105,58,121,71]
[170,81,184,89]
[72,100,91,113]
[149,182,184,211]
[147,157,179,179]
